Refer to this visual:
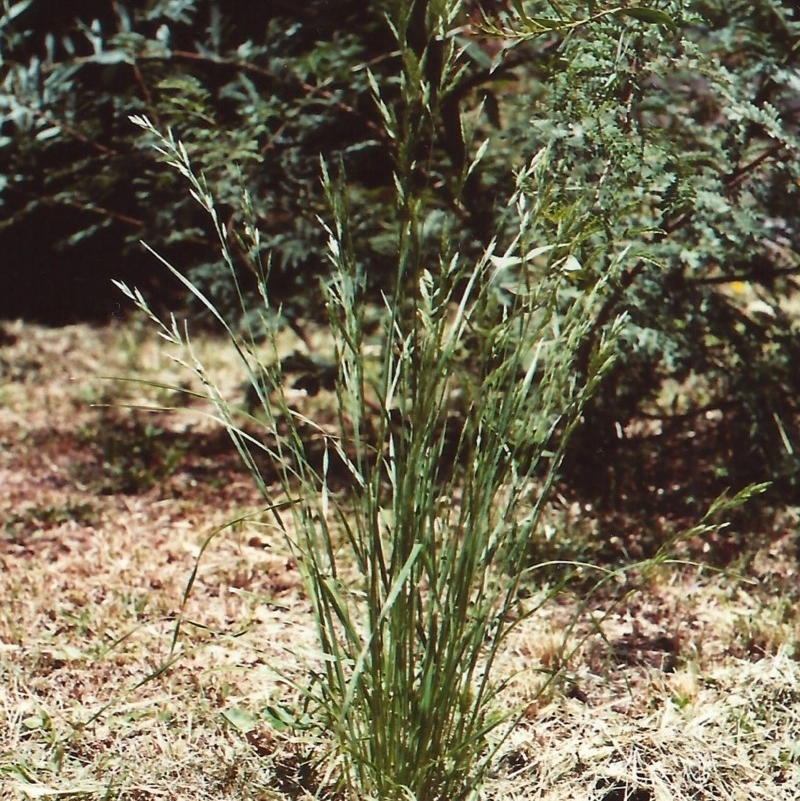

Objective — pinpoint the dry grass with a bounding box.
[1,319,799,800]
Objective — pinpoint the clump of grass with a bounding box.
[118,123,623,801]
[113,4,762,799]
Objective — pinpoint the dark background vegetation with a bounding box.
[2,0,799,528]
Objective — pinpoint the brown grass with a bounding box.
[1,319,798,800]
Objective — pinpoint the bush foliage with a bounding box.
[1,0,799,510]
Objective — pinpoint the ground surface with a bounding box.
[1,320,799,800]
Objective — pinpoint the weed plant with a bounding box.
[114,3,760,799]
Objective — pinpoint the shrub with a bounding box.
[489,0,800,507]
[3,0,797,518]
[0,0,501,324]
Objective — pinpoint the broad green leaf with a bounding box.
[221,707,259,733]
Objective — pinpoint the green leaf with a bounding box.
[620,7,678,32]
[263,703,313,732]
[221,707,259,733]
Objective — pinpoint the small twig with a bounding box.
[11,186,144,227]
[18,104,119,157]
[726,144,783,190]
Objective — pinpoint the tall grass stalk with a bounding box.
[117,5,631,799]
